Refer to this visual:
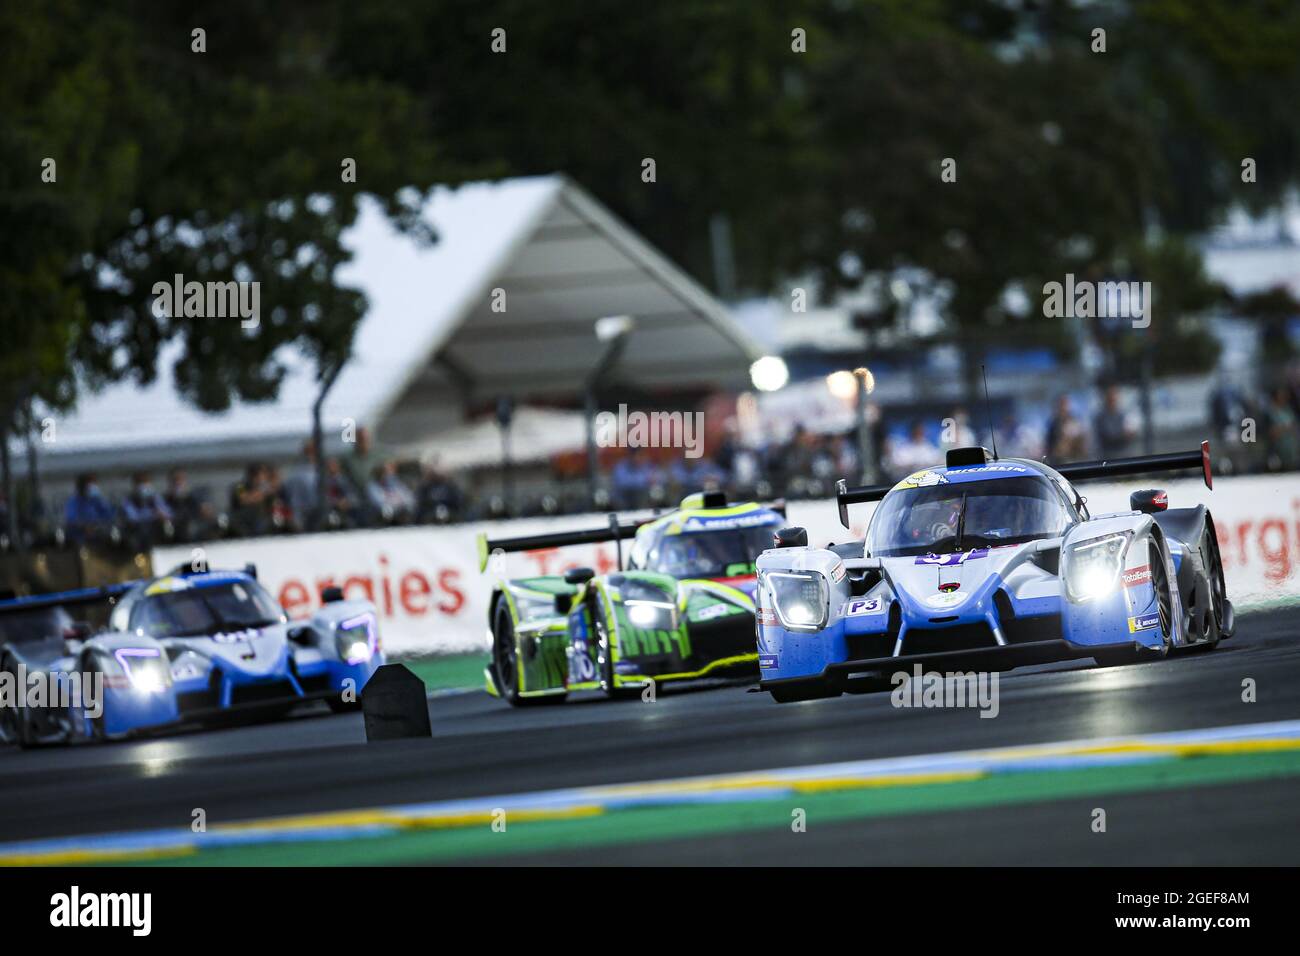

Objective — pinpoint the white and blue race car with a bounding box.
[756,443,1231,703]
[0,567,384,745]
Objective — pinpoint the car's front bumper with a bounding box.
[758,639,1093,693]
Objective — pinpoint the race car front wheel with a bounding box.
[0,654,21,746]
[1092,537,1174,667]
[491,598,560,707]
[594,602,641,700]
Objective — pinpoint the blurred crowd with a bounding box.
[50,427,466,549]
[12,372,1300,551]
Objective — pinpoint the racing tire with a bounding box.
[492,598,563,707]
[768,680,842,704]
[81,651,122,743]
[0,653,24,747]
[1092,537,1175,668]
[595,602,642,701]
[1195,524,1227,650]
[327,697,362,714]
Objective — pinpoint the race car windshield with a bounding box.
[654,526,777,578]
[132,581,285,638]
[868,476,1071,558]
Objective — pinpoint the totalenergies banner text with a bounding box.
[153,474,1300,655]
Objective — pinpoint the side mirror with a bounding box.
[773,526,809,549]
[554,593,575,614]
[288,625,316,646]
[563,567,595,585]
[320,585,345,604]
[1130,489,1168,514]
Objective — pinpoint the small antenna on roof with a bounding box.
[981,364,998,460]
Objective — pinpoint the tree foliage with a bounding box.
[3,0,1298,425]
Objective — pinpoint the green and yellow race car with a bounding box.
[477,493,786,705]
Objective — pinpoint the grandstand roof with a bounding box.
[40,176,761,475]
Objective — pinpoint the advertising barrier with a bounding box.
[153,473,1300,655]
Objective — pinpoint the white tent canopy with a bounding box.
[39,176,761,476]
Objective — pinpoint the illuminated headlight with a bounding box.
[336,613,377,664]
[114,648,172,694]
[1063,532,1133,603]
[765,571,829,631]
[624,599,676,630]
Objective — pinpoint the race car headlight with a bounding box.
[765,571,829,631]
[513,591,563,622]
[624,599,676,630]
[335,613,377,664]
[114,648,173,694]
[1063,531,1133,603]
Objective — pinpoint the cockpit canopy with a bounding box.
[867,474,1075,558]
[628,505,784,579]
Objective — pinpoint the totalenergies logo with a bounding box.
[275,554,465,621]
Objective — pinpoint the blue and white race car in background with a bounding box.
[0,567,384,745]
[757,443,1231,703]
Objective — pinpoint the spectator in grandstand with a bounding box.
[121,472,172,547]
[669,455,727,494]
[322,457,361,526]
[1209,374,1251,446]
[1092,385,1138,458]
[729,441,762,490]
[1045,394,1089,462]
[266,465,294,531]
[63,473,115,544]
[1285,360,1300,421]
[343,425,382,522]
[415,457,464,523]
[997,414,1044,461]
[886,420,941,479]
[164,467,214,541]
[714,423,739,478]
[808,434,838,485]
[1264,385,1300,472]
[367,460,417,523]
[611,447,656,509]
[284,439,320,531]
[830,434,860,483]
[230,462,275,537]
[942,407,978,448]
[784,426,817,485]
[122,472,172,525]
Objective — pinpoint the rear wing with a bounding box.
[477,515,650,573]
[0,582,134,615]
[1052,440,1213,490]
[834,441,1213,529]
[476,499,789,572]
